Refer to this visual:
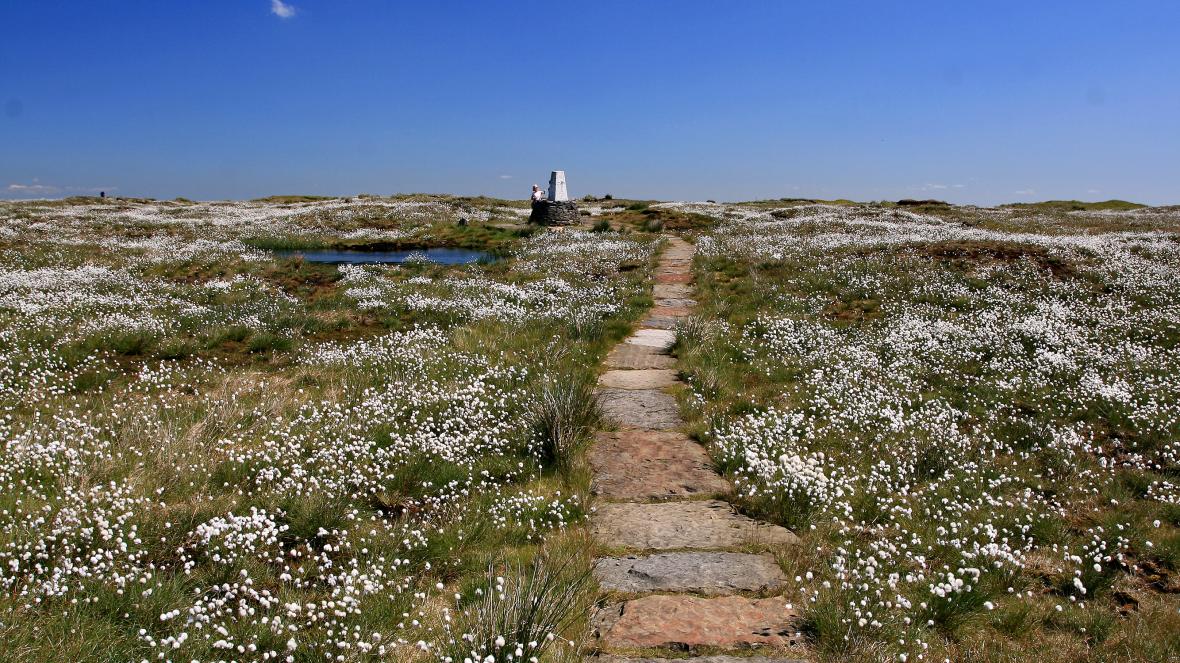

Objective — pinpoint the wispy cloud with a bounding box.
[914,183,966,193]
[1014,189,1036,196]
[498,174,513,180]
[4,180,116,199]
[270,0,296,19]
[7,181,60,195]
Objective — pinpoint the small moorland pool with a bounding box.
[276,247,495,265]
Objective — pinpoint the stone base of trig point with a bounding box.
[529,199,579,225]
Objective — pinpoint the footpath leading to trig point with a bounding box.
[587,236,807,662]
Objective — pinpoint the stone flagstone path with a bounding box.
[588,237,805,660]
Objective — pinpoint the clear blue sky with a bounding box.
[3,1,1178,204]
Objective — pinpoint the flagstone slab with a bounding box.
[624,328,676,349]
[652,306,694,318]
[597,657,806,663]
[593,595,799,649]
[653,284,693,299]
[594,651,807,655]
[594,552,786,595]
[653,297,697,308]
[589,431,729,499]
[661,240,696,259]
[639,314,680,330]
[655,272,693,284]
[592,500,798,550]
[597,388,683,430]
[605,344,676,370]
[599,369,679,390]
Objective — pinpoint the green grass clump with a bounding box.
[528,368,599,470]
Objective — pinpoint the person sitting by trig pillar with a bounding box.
[529,171,579,226]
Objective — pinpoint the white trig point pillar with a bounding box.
[547,170,569,201]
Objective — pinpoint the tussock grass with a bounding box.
[529,367,600,470]
[443,538,592,663]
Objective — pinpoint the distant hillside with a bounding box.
[251,195,339,203]
[1001,199,1146,212]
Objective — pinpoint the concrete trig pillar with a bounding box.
[547,170,568,202]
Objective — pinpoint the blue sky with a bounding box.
[2,1,1178,204]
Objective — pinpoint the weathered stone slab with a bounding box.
[605,344,676,370]
[589,431,729,499]
[597,657,806,663]
[651,306,693,318]
[599,369,678,390]
[597,388,682,430]
[592,500,798,550]
[653,284,693,299]
[594,651,807,655]
[624,328,676,349]
[662,239,696,258]
[593,595,799,649]
[653,297,697,308]
[655,272,692,284]
[639,315,679,330]
[594,552,786,595]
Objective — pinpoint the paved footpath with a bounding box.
[588,237,806,661]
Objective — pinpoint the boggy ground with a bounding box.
[1,194,1179,662]
[667,200,1180,661]
[0,195,657,662]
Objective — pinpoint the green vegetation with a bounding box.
[597,204,716,232]
[2,192,1177,661]
[0,194,654,661]
[1003,199,1146,212]
[671,200,1180,661]
[251,194,339,203]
